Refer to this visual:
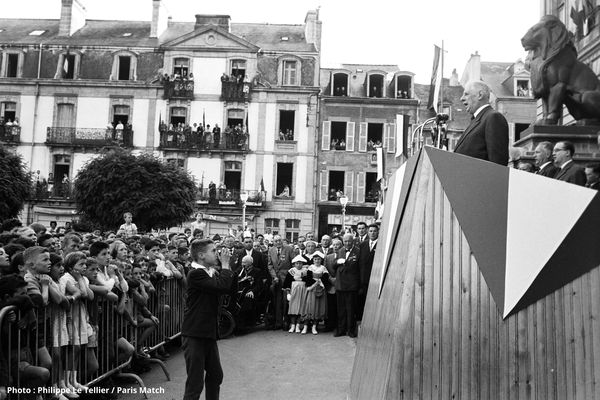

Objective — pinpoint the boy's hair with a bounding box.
[85,258,100,269]
[62,233,81,247]
[3,243,26,259]
[89,241,109,257]
[144,240,160,251]
[123,212,133,218]
[190,239,214,262]
[64,251,87,272]
[167,244,177,251]
[49,253,63,267]
[0,274,27,298]
[8,252,24,275]
[23,246,49,267]
[168,232,177,241]
[29,223,46,235]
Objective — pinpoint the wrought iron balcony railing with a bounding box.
[0,125,21,143]
[221,81,251,102]
[196,188,266,206]
[159,129,248,151]
[46,127,133,147]
[164,80,194,99]
[32,181,73,200]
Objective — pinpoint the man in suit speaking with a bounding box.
[182,239,234,400]
[454,80,509,166]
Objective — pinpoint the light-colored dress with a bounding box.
[49,279,69,347]
[59,273,90,346]
[286,267,308,315]
[304,265,328,320]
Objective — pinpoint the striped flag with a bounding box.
[202,109,206,130]
[376,146,385,182]
[63,55,69,76]
[395,114,410,158]
[427,45,442,112]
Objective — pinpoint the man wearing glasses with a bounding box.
[552,140,586,186]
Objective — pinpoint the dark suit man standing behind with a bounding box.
[182,239,234,400]
[357,224,379,322]
[333,233,361,338]
[266,235,294,330]
[552,141,586,186]
[534,141,559,178]
[454,80,509,166]
[585,163,600,189]
[230,235,267,274]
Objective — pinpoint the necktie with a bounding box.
[277,248,281,256]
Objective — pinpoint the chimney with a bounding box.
[460,51,481,87]
[304,9,322,50]
[194,15,231,32]
[150,0,169,38]
[58,0,86,37]
[449,68,460,86]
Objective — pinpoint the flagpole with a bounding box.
[439,40,444,114]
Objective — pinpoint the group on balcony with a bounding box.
[106,121,134,146]
[159,121,248,150]
[0,117,21,142]
[278,129,294,141]
[330,138,346,150]
[221,72,251,101]
[33,172,72,199]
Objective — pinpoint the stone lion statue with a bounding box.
[521,15,600,125]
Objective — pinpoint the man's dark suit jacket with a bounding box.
[537,162,559,178]
[182,267,234,339]
[554,161,586,186]
[230,249,267,274]
[358,240,377,290]
[267,245,294,282]
[587,182,600,190]
[454,105,509,166]
[333,246,361,291]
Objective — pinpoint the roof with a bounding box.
[0,18,317,52]
[480,61,514,97]
[0,18,158,47]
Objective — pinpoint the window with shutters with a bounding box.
[285,219,300,243]
[365,172,379,202]
[330,121,346,150]
[56,103,76,128]
[328,171,344,201]
[265,218,280,235]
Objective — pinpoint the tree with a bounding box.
[0,145,32,221]
[74,149,197,231]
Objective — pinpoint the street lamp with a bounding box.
[339,194,348,232]
[240,190,249,232]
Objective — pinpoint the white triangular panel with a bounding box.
[503,169,596,317]
[377,161,407,297]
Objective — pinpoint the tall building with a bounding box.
[316,64,418,237]
[0,0,321,237]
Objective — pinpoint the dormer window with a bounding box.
[332,73,348,96]
[281,36,289,41]
[28,30,45,36]
[395,75,412,99]
[122,33,132,37]
[368,73,384,98]
[516,79,530,97]
[1,50,24,78]
[110,51,137,81]
[55,52,80,80]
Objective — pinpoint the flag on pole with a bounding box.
[395,114,410,158]
[202,109,206,130]
[63,55,69,76]
[427,45,442,112]
[376,146,385,182]
[260,178,265,192]
[571,0,585,36]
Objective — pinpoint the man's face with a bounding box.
[368,226,379,241]
[460,83,482,115]
[96,248,110,266]
[321,236,331,248]
[167,248,178,261]
[305,241,316,254]
[224,237,234,248]
[585,168,600,185]
[41,237,58,251]
[306,233,314,241]
[297,237,305,250]
[332,240,343,251]
[20,228,37,242]
[242,258,253,269]
[199,244,218,267]
[534,145,550,166]
[273,237,283,249]
[147,246,161,260]
[356,224,367,237]
[244,237,253,250]
[343,236,353,250]
[553,143,570,166]
[32,252,51,274]
[253,242,262,252]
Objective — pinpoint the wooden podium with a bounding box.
[350,147,600,400]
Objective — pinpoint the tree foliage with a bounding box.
[74,149,197,231]
[0,145,32,221]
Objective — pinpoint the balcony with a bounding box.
[159,129,248,152]
[46,127,133,148]
[196,188,266,207]
[164,79,194,100]
[221,81,251,102]
[32,181,73,200]
[0,125,21,144]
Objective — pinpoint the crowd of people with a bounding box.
[518,140,600,188]
[158,120,249,150]
[0,212,380,399]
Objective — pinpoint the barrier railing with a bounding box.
[0,277,183,399]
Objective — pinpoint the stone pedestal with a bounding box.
[513,124,600,165]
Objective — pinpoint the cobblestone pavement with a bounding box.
[114,328,356,400]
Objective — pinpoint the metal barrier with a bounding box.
[0,277,183,399]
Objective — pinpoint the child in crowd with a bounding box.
[284,255,309,334]
[128,266,161,357]
[47,253,74,399]
[304,251,330,335]
[117,212,138,237]
[60,251,94,394]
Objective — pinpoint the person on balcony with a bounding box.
[278,185,290,197]
[221,72,229,82]
[213,124,221,148]
[115,121,124,140]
